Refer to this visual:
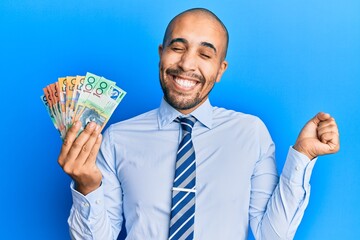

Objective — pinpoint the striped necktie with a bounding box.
[169,116,197,240]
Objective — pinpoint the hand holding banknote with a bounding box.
[41,72,126,195]
[58,121,103,195]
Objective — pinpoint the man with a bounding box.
[58,8,340,240]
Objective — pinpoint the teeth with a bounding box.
[174,77,196,88]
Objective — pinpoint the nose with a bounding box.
[178,50,197,72]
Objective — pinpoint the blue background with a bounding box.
[1,0,359,239]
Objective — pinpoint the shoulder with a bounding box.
[212,106,273,149]
[211,106,271,141]
[212,106,265,128]
[106,108,159,133]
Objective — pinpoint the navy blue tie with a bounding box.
[169,116,197,240]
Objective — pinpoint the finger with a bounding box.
[317,116,339,137]
[318,116,336,128]
[319,131,340,151]
[84,133,102,166]
[73,124,102,168]
[63,122,98,168]
[318,123,339,137]
[312,112,331,126]
[71,131,102,194]
[58,121,82,166]
[319,131,336,143]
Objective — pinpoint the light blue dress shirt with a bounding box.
[68,99,317,240]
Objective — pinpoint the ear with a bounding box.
[215,60,228,83]
[158,44,163,57]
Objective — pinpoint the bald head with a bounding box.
[162,8,229,60]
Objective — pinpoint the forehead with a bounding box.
[168,13,226,50]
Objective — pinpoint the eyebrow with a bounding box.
[200,42,217,54]
[168,38,217,54]
[168,38,188,45]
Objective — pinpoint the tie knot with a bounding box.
[178,116,196,133]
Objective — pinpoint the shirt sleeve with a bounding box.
[249,119,317,240]
[67,126,124,240]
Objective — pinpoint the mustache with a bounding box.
[165,68,204,83]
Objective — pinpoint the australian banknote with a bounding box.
[41,72,126,139]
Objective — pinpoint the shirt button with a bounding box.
[95,200,101,204]
[83,202,90,207]
[295,166,300,171]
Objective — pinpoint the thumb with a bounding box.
[299,112,324,136]
[312,112,330,126]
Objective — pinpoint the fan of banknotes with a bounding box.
[41,72,126,139]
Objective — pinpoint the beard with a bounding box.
[160,67,215,111]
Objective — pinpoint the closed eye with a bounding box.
[200,53,211,59]
[172,47,184,51]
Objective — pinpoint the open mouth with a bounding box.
[171,75,199,90]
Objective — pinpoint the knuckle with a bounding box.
[57,157,64,166]
[72,141,82,149]
[91,131,99,138]
[72,167,82,177]
[88,151,97,159]
[63,137,71,147]
[82,144,90,153]
[62,164,73,175]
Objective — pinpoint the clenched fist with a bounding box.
[294,112,340,160]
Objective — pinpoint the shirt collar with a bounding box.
[158,98,213,129]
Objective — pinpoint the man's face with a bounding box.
[159,13,228,114]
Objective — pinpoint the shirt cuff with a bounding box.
[281,146,317,186]
[70,181,105,220]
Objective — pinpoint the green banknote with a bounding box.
[76,78,126,132]
[73,72,103,122]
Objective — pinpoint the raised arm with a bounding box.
[250,112,339,239]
